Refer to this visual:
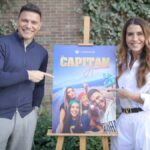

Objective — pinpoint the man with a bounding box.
[0,3,52,150]
[87,89,116,131]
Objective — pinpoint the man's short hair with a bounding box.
[87,89,100,100]
[19,3,41,18]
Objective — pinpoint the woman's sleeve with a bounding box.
[140,73,150,111]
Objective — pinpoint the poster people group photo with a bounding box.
[52,45,117,134]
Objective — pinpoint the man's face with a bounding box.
[17,11,41,43]
[90,91,106,109]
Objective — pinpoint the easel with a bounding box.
[47,16,118,150]
[47,129,117,150]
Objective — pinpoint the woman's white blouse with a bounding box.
[118,57,150,111]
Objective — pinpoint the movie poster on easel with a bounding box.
[52,45,117,134]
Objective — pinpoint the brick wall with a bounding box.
[0,0,83,103]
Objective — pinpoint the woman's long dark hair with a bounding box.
[118,17,150,87]
[64,87,75,109]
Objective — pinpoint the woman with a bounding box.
[63,99,83,133]
[111,17,150,150]
[58,87,76,133]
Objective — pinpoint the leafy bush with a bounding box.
[87,137,103,150]
[82,0,150,45]
[0,0,17,36]
[0,19,16,36]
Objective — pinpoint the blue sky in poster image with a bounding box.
[53,45,116,90]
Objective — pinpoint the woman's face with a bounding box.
[70,103,79,118]
[66,88,76,100]
[126,24,145,54]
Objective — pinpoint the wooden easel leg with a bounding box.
[56,136,64,150]
[80,136,86,150]
[101,137,109,150]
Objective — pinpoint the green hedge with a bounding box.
[82,0,150,45]
[0,0,16,35]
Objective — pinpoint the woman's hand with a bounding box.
[116,88,130,99]
[108,88,144,104]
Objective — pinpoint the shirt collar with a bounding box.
[127,52,140,69]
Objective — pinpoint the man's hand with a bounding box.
[27,70,53,83]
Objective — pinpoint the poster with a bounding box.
[52,45,117,134]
